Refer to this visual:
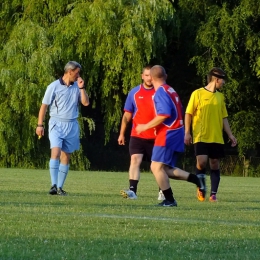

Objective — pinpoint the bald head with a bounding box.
[150,65,167,80]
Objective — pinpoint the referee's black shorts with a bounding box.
[129,136,155,161]
[194,142,225,159]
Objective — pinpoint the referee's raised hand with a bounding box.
[77,77,84,89]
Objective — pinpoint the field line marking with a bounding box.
[1,210,259,227]
[81,213,260,227]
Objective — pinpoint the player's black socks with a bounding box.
[162,188,175,202]
[196,167,206,176]
[187,173,200,187]
[129,179,139,194]
[210,169,220,195]
[195,167,206,189]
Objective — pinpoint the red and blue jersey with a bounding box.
[124,84,156,139]
[153,84,184,152]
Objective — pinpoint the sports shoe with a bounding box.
[57,187,67,196]
[209,194,217,202]
[158,190,165,201]
[49,184,57,195]
[197,187,206,201]
[157,199,177,207]
[120,189,137,199]
[197,174,206,201]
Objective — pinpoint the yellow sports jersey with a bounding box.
[185,87,228,144]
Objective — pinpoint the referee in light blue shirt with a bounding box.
[36,61,90,195]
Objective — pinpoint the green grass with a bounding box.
[0,168,260,260]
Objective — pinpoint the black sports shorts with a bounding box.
[129,136,155,161]
[194,142,225,159]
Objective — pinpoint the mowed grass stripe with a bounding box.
[1,210,260,227]
[0,168,260,260]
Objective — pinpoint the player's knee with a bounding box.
[210,159,219,169]
[51,148,61,160]
[150,161,162,173]
[197,162,207,169]
[130,155,142,166]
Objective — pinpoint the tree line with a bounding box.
[0,0,259,170]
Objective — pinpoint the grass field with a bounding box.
[0,168,260,260]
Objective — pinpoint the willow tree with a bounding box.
[52,0,175,141]
[0,1,88,169]
[179,0,260,156]
[0,0,175,169]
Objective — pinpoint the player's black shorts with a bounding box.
[129,136,155,161]
[194,142,225,159]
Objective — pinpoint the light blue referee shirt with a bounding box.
[42,78,81,121]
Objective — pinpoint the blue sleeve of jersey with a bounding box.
[124,88,137,113]
[42,82,55,105]
[155,87,179,124]
[154,88,172,116]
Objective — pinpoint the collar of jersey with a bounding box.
[59,77,74,87]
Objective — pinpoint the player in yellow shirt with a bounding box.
[184,67,237,202]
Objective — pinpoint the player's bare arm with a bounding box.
[136,115,166,134]
[118,112,132,145]
[36,104,48,137]
[223,117,237,147]
[184,113,193,145]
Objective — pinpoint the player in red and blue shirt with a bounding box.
[118,66,164,200]
[124,83,155,139]
[153,83,185,157]
[136,65,205,207]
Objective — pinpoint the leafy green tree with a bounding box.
[0,0,89,169]
[0,0,175,169]
[52,0,175,141]
[179,0,260,156]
